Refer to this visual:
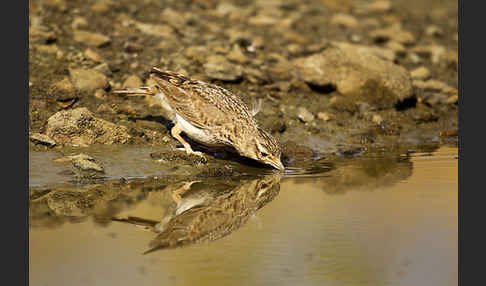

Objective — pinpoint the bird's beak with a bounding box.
[112,86,157,96]
[268,159,285,171]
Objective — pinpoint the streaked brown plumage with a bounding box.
[114,67,284,170]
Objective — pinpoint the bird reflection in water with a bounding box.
[112,173,281,254]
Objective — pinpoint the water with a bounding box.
[29,145,458,286]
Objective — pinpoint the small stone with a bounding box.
[446,95,459,104]
[124,42,143,53]
[29,133,56,147]
[203,55,243,82]
[317,112,333,121]
[227,45,249,64]
[48,77,76,102]
[90,0,112,13]
[410,66,431,80]
[54,153,94,163]
[385,41,406,55]
[84,48,104,63]
[96,104,115,113]
[72,157,104,173]
[73,30,111,47]
[408,53,422,64]
[410,45,446,64]
[370,24,415,45]
[92,63,112,76]
[358,0,392,14]
[71,17,88,30]
[134,21,174,37]
[297,107,315,123]
[69,68,109,93]
[425,25,443,37]
[36,44,60,55]
[372,114,384,124]
[413,80,457,94]
[440,130,458,137]
[122,75,143,89]
[93,89,107,100]
[330,14,358,29]
[43,0,67,11]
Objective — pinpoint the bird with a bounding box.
[113,67,284,170]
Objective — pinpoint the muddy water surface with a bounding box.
[29,146,457,286]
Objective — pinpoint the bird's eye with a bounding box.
[261,152,268,157]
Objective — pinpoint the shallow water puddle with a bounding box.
[29,146,457,286]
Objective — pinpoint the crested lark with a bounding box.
[114,67,284,170]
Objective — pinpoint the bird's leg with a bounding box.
[170,123,205,157]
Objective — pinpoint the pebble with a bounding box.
[134,21,174,37]
[48,77,77,102]
[71,17,88,30]
[73,30,111,47]
[43,0,67,11]
[369,24,415,45]
[93,63,112,76]
[410,45,446,64]
[29,133,56,147]
[357,0,392,14]
[69,68,109,93]
[446,95,459,104]
[298,107,315,123]
[203,55,243,82]
[410,66,431,80]
[413,80,457,94]
[93,89,107,100]
[84,48,104,63]
[330,14,358,29]
[122,75,143,89]
[425,25,444,37]
[372,114,384,124]
[317,112,333,121]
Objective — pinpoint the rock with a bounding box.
[293,42,414,106]
[134,21,174,37]
[440,130,458,137]
[203,55,243,82]
[69,68,109,93]
[90,0,112,13]
[124,42,143,53]
[357,0,391,14]
[29,133,56,147]
[45,107,131,146]
[446,95,459,104]
[297,107,315,123]
[410,66,431,80]
[48,77,76,102]
[413,80,457,94]
[317,112,333,121]
[227,45,249,64]
[409,45,446,64]
[72,157,104,173]
[84,48,104,63]
[54,153,104,172]
[122,75,143,89]
[425,25,443,37]
[93,89,107,100]
[372,114,384,124]
[92,63,112,77]
[29,26,56,44]
[282,140,316,162]
[330,14,358,29]
[73,30,111,47]
[71,17,88,30]
[370,24,415,45]
[43,0,67,11]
